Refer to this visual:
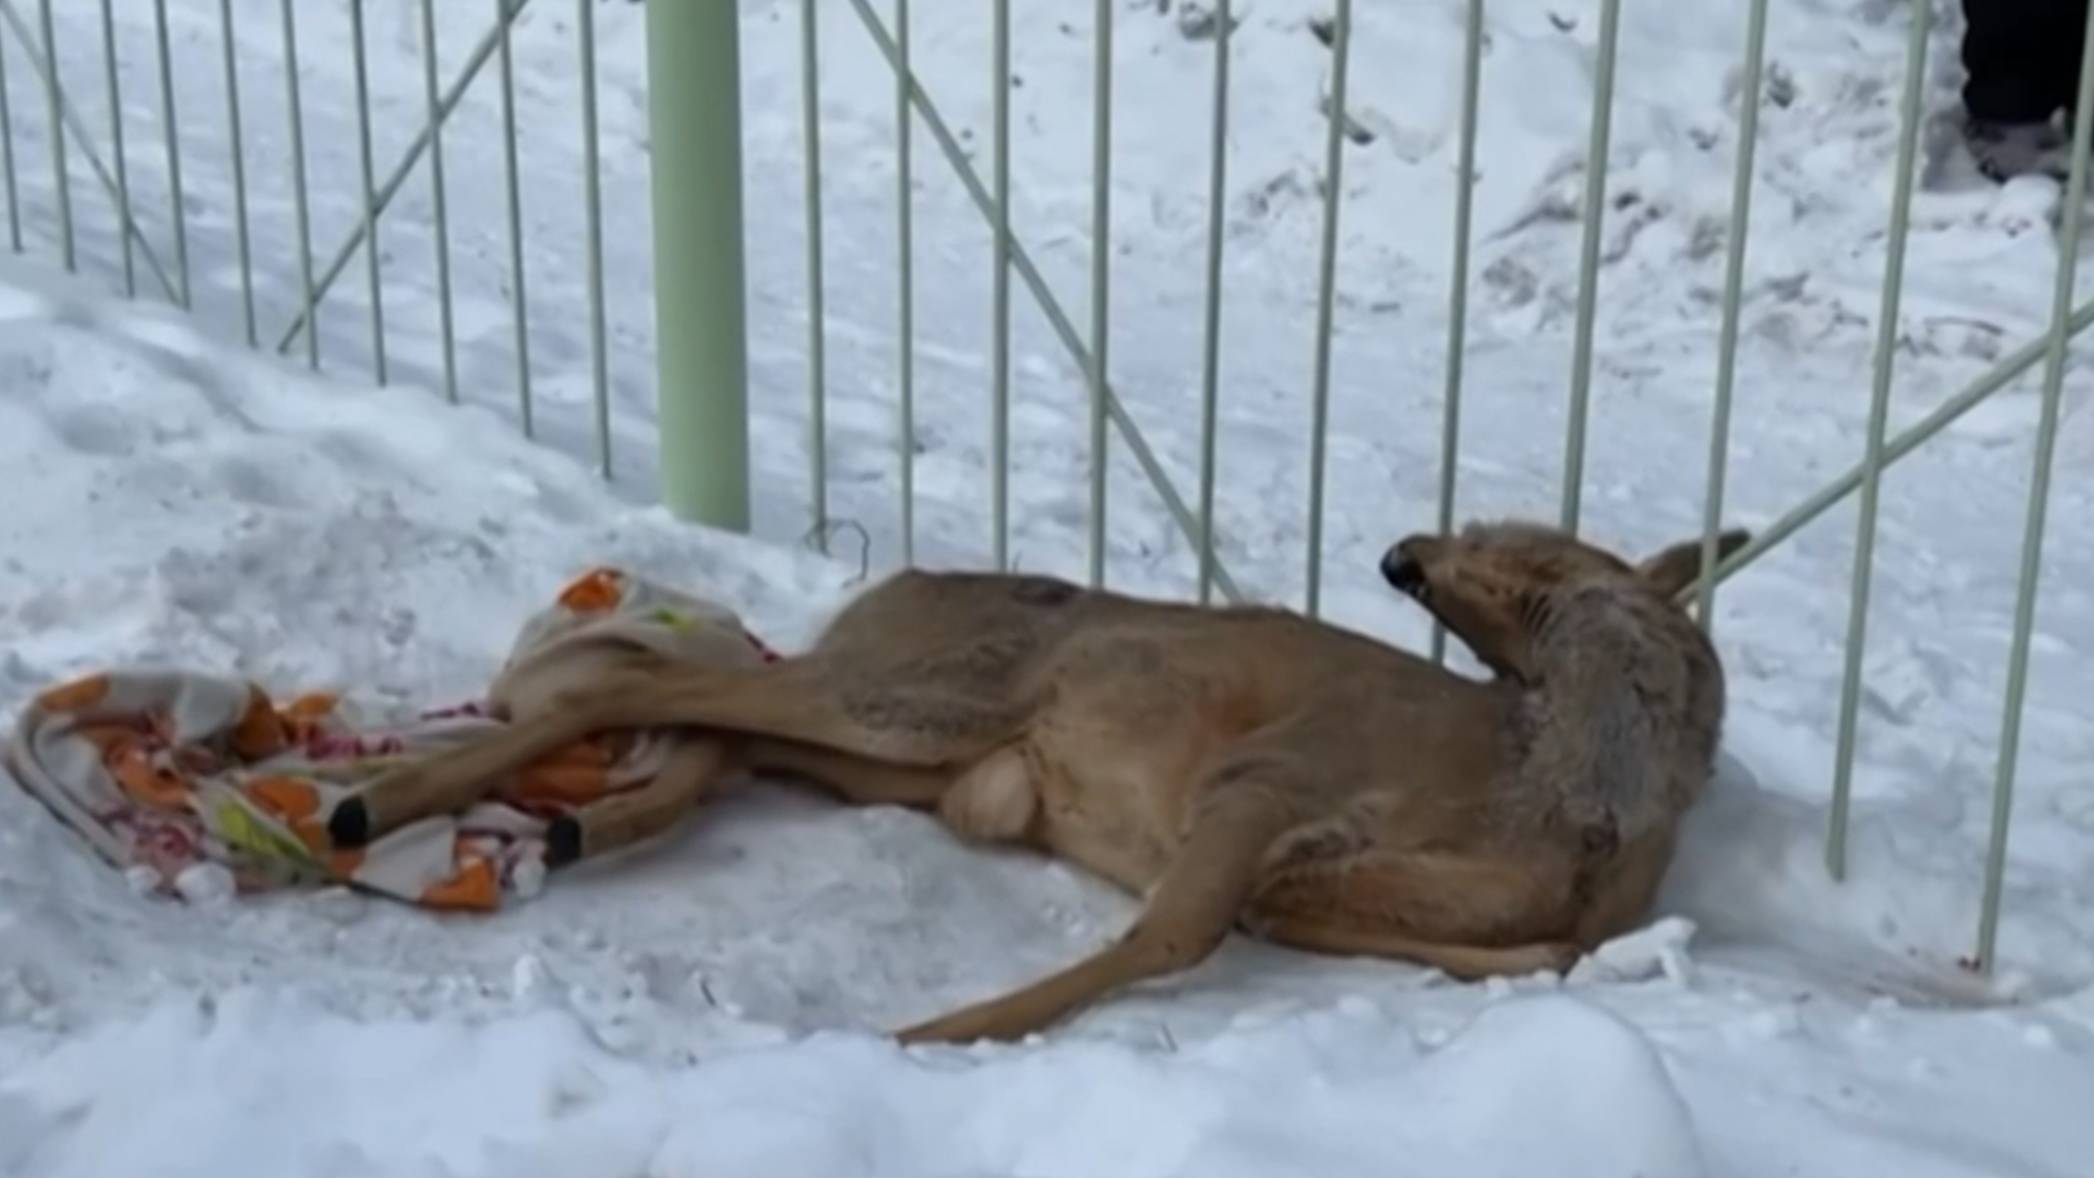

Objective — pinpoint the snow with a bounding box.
[0,0,2090,1174]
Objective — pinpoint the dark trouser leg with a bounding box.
[1963,0,2088,124]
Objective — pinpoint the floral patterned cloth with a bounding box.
[3,568,774,911]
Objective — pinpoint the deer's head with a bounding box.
[1381,521,1749,683]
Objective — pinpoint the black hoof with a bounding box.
[545,816,583,867]
[328,798,370,848]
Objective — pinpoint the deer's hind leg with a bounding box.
[549,736,969,866]
[894,785,1295,1045]
[334,656,1026,848]
[1245,847,1582,980]
[545,737,742,867]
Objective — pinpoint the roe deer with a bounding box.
[329,521,1747,1044]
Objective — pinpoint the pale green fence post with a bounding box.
[647,0,750,530]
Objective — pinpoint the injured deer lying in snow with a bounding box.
[329,520,1746,1044]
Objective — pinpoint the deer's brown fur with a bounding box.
[330,521,1746,1044]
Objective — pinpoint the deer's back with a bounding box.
[809,568,1478,724]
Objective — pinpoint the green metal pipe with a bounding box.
[646,0,750,529]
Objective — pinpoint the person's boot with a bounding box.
[1964,112,2073,182]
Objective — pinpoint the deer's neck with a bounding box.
[1507,587,1723,841]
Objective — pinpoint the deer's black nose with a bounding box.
[1381,547,1426,594]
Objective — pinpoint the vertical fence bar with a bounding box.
[0,0,176,300]
[1697,0,1771,628]
[1303,0,1353,617]
[1086,0,1112,587]
[895,0,915,563]
[272,8,525,358]
[1826,0,1931,880]
[35,0,69,271]
[1559,0,1622,534]
[280,0,316,368]
[1431,0,1485,662]
[579,0,610,475]
[1975,8,2094,972]
[219,0,253,345]
[421,0,458,403]
[847,0,1246,601]
[350,0,386,383]
[497,0,531,435]
[97,0,132,295]
[152,0,188,308]
[0,32,17,252]
[990,0,1012,570]
[1195,0,1232,606]
[647,0,749,528]
[800,0,828,549]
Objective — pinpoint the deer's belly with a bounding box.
[1026,745,1186,896]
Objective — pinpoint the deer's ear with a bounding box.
[1637,529,1749,597]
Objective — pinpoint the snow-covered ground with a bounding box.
[1,0,2092,1174]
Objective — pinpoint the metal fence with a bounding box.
[0,0,2081,976]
